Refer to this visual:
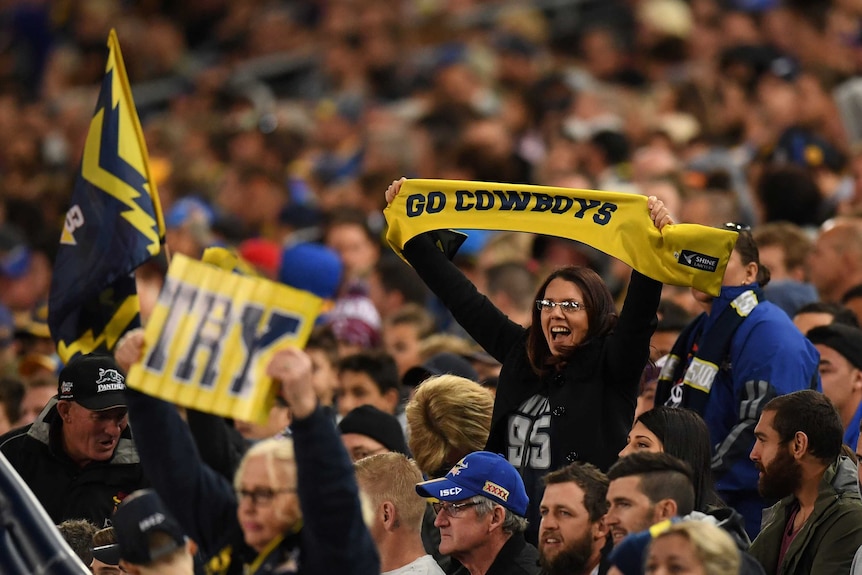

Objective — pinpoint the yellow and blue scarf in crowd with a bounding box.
[384,179,737,296]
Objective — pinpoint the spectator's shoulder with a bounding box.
[0,423,35,453]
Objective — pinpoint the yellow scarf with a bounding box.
[384,179,737,296]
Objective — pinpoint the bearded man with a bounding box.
[538,463,610,575]
[749,390,862,575]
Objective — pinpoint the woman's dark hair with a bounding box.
[734,229,771,288]
[635,407,723,512]
[526,266,616,375]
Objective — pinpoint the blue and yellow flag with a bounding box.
[49,29,164,362]
[127,255,323,423]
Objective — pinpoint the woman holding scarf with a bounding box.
[385,177,672,544]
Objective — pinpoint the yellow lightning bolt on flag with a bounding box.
[49,29,166,363]
[80,29,164,253]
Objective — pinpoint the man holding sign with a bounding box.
[384,177,736,544]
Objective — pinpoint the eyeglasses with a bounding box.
[723,222,751,232]
[431,500,480,517]
[236,487,296,506]
[536,299,584,313]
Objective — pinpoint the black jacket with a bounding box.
[452,533,540,575]
[125,388,379,575]
[0,397,147,526]
[403,234,661,538]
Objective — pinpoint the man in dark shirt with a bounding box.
[416,451,540,575]
[0,353,146,526]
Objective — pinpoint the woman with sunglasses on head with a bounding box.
[653,226,820,540]
[385,178,672,544]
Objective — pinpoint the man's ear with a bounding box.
[383,388,400,413]
[792,431,810,460]
[654,498,678,521]
[745,261,759,285]
[488,505,506,533]
[56,400,71,421]
[593,516,609,541]
[382,501,401,531]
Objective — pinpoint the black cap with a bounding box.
[92,543,120,566]
[113,489,186,565]
[403,352,479,389]
[338,405,409,455]
[57,354,127,411]
[807,324,862,370]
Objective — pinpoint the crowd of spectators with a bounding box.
[4,0,862,574]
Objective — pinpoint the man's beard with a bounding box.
[539,529,596,575]
[758,445,803,499]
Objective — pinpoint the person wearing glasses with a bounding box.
[115,331,378,575]
[386,178,672,544]
[415,451,539,575]
[654,226,820,539]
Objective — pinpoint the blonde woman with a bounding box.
[116,332,378,575]
[645,521,740,575]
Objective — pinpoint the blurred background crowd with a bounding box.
[0,0,861,429]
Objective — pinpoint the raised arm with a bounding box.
[386,178,525,361]
[115,330,241,558]
[605,196,669,386]
[266,348,379,574]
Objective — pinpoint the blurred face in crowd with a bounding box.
[807,227,844,301]
[751,409,802,499]
[341,433,389,462]
[815,344,862,418]
[382,322,423,377]
[236,453,300,552]
[0,254,51,313]
[539,482,605,575]
[619,421,663,457]
[307,347,338,407]
[18,384,56,425]
[56,402,128,467]
[325,223,379,282]
[793,311,833,336]
[540,278,590,356]
[650,330,678,362]
[645,533,707,575]
[605,476,658,544]
[335,370,396,417]
[636,382,657,420]
[757,244,788,281]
